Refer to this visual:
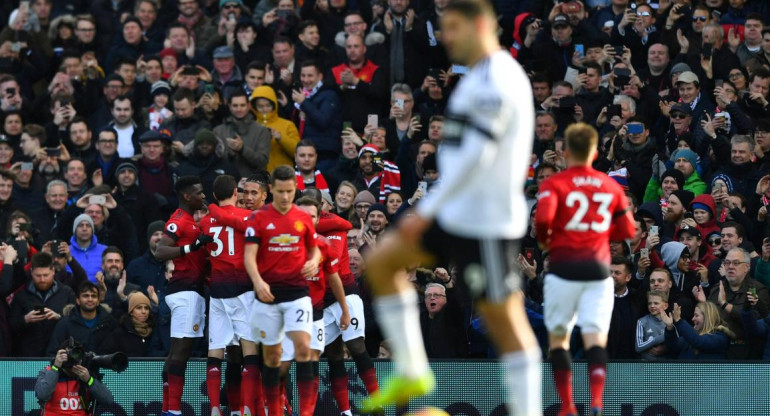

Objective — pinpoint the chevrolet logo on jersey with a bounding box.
[270,234,299,246]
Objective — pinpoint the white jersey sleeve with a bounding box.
[416,50,534,239]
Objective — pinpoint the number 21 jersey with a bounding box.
[535,166,634,281]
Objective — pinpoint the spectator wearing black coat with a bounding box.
[420,280,467,358]
[10,252,76,357]
[99,292,156,356]
[126,220,166,298]
[112,162,161,253]
[177,129,240,198]
[104,17,162,74]
[46,280,117,356]
[90,0,137,52]
[292,60,342,172]
[608,257,642,359]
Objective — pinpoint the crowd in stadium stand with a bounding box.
[0,0,770,362]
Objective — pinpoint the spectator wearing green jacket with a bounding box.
[644,148,707,202]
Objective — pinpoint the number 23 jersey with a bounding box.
[535,165,634,281]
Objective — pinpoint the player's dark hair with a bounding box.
[246,171,270,191]
[611,256,633,274]
[271,165,296,185]
[296,196,321,212]
[174,175,202,195]
[564,122,597,162]
[213,174,238,201]
[101,245,124,261]
[31,252,54,270]
[444,0,495,19]
[77,280,100,296]
[721,221,745,239]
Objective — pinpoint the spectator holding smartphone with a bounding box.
[9,251,76,357]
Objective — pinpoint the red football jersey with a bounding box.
[309,235,340,311]
[201,204,253,298]
[244,204,317,301]
[165,208,207,293]
[535,166,635,281]
[316,212,354,287]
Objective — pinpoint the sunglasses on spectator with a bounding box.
[637,11,651,17]
[708,237,721,246]
[692,16,707,22]
[729,72,744,79]
[670,113,688,119]
[222,3,239,9]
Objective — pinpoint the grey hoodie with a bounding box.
[661,241,687,291]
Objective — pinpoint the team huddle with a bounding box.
[156,166,377,416]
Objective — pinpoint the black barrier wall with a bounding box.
[2,359,761,415]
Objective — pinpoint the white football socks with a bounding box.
[373,290,430,378]
[501,348,542,416]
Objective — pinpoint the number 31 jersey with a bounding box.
[201,205,253,298]
[535,165,634,281]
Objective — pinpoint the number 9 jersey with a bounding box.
[535,165,635,281]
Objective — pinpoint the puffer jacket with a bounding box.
[45,304,117,356]
[250,86,300,172]
[99,314,156,357]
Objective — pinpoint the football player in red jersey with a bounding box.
[154,176,214,416]
[243,165,321,416]
[278,197,350,415]
[202,175,262,416]
[535,123,635,416]
[315,200,381,415]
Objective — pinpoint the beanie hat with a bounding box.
[671,148,698,172]
[147,220,165,240]
[158,48,178,61]
[150,80,171,97]
[353,190,376,206]
[672,190,695,209]
[194,129,218,146]
[661,169,685,190]
[220,0,243,7]
[358,144,380,158]
[73,214,95,234]
[366,203,387,218]
[115,161,138,180]
[128,292,151,314]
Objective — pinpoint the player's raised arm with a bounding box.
[207,203,249,232]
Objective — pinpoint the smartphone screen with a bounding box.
[575,44,584,59]
[368,114,378,128]
[342,121,352,130]
[524,248,535,264]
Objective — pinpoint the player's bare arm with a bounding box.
[328,272,351,330]
[244,243,274,302]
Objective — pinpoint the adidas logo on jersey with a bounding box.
[267,223,276,230]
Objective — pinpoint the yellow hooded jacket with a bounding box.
[250,86,300,173]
